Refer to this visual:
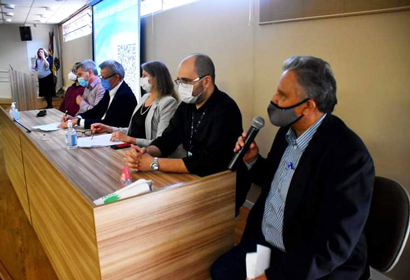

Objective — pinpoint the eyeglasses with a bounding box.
[174,74,209,88]
[76,130,92,137]
[98,73,117,80]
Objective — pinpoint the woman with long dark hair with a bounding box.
[32,48,55,108]
[91,61,179,146]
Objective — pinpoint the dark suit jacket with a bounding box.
[243,114,375,280]
[80,81,137,129]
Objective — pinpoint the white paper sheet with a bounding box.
[246,244,271,279]
[93,179,152,206]
[32,122,61,131]
[77,133,124,148]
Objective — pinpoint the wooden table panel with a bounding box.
[94,171,236,280]
[2,108,236,279]
[0,108,30,222]
[21,135,101,280]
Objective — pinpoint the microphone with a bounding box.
[14,119,31,133]
[228,116,264,171]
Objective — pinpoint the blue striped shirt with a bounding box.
[262,114,327,252]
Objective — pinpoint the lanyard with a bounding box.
[189,108,207,152]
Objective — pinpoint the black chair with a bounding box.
[366,176,410,274]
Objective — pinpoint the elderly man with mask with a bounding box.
[75,59,106,114]
[61,60,137,129]
[125,53,242,177]
[211,56,374,280]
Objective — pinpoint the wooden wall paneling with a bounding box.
[0,108,31,223]
[94,171,236,280]
[9,70,37,111]
[20,134,101,280]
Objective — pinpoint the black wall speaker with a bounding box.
[19,26,32,41]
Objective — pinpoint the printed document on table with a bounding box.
[77,134,124,148]
[32,122,60,131]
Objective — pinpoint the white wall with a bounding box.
[61,33,93,89]
[142,0,255,127]
[0,24,57,99]
[0,25,29,98]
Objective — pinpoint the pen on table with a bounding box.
[64,110,68,120]
[91,131,94,140]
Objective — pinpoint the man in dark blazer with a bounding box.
[61,60,137,129]
[211,56,374,280]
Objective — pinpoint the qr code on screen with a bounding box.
[117,43,138,95]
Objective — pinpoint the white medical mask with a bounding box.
[178,83,205,104]
[68,71,77,82]
[139,77,153,93]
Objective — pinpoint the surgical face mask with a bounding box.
[78,72,89,87]
[178,81,205,104]
[68,72,77,82]
[267,98,309,127]
[101,78,113,91]
[140,77,153,93]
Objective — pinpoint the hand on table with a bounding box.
[91,123,112,134]
[59,117,78,129]
[125,145,153,172]
[111,131,132,143]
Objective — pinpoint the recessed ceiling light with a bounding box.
[5,19,12,22]
[40,19,46,23]
[4,4,15,9]
[40,14,47,18]
[5,12,14,17]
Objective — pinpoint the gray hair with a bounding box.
[188,53,216,84]
[283,56,337,113]
[99,60,125,80]
[78,59,98,75]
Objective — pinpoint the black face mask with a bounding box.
[267,98,310,127]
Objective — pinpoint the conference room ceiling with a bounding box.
[0,0,88,25]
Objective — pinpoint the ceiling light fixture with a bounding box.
[5,12,14,17]
[40,14,47,18]
[4,4,15,9]
[5,19,12,22]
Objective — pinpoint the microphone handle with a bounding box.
[228,126,258,171]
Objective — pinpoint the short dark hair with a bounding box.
[191,53,216,84]
[283,56,337,113]
[142,61,178,101]
[99,60,125,80]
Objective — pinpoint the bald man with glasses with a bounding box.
[125,53,243,177]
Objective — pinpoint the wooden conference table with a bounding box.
[0,108,236,280]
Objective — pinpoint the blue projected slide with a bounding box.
[93,0,140,100]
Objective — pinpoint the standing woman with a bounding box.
[32,48,55,108]
[91,61,179,147]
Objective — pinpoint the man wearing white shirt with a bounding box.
[61,60,137,129]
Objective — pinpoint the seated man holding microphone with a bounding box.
[211,56,374,280]
[60,60,137,129]
[125,53,243,177]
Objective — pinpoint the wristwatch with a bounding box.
[150,157,159,171]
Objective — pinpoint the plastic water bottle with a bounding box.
[14,108,20,121]
[120,166,132,188]
[9,102,16,119]
[65,120,78,150]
